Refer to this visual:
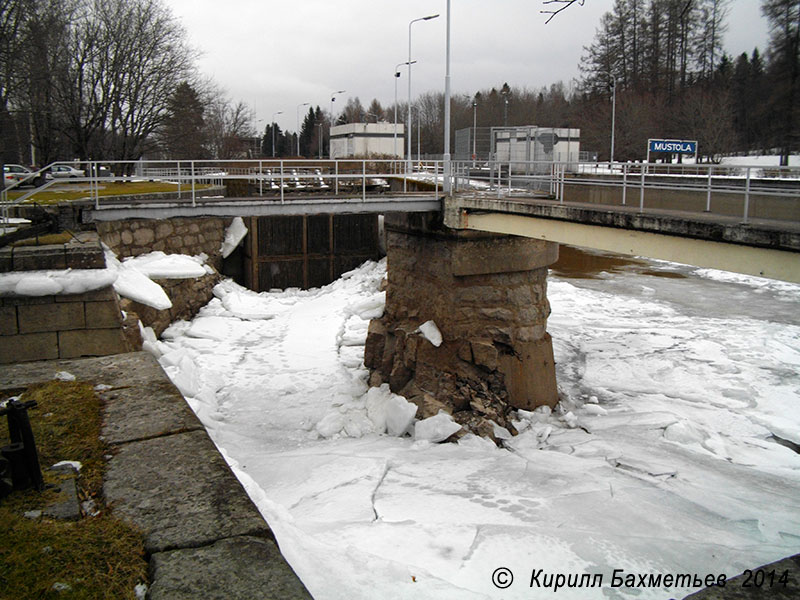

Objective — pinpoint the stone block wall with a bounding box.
[0,231,106,273]
[97,217,231,272]
[120,274,221,337]
[0,287,139,364]
[365,212,559,440]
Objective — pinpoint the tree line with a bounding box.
[2,0,797,165]
[327,0,797,164]
[0,0,258,167]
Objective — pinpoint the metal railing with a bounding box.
[449,160,800,225]
[1,159,443,216]
[3,159,798,225]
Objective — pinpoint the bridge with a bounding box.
[3,157,799,415]
[3,158,798,283]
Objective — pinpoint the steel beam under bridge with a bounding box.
[444,196,800,284]
[81,195,442,222]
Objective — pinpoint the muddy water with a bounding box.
[551,244,687,280]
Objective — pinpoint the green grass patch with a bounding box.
[0,381,148,599]
[10,233,76,247]
[5,181,214,205]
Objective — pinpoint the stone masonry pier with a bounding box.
[365,211,559,438]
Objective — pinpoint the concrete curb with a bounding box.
[0,351,312,599]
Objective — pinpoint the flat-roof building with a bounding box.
[330,123,405,159]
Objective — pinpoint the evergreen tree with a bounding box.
[161,81,207,158]
[762,0,800,163]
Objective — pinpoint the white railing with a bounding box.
[449,160,800,225]
[1,159,443,217]
[3,158,798,225]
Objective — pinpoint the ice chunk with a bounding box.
[365,385,417,436]
[417,320,442,347]
[492,423,513,440]
[350,292,386,320]
[220,291,274,320]
[170,355,200,398]
[113,265,172,310]
[583,404,607,416]
[315,412,345,438]
[385,395,418,436]
[414,412,462,442]
[51,460,81,472]
[54,371,76,381]
[220,216,248,258]
[562,411,579,428]
[123,251,207,279]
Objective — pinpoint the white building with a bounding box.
[329,123,405,159]
[493,126,581,172]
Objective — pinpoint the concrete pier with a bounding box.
[365,211,559,438]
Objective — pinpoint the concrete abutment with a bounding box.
[365,211,559,438]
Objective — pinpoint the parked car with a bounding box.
[3,163,44,187]
[49,164,85,179]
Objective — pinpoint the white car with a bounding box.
[49,164,85,179]
[3,163,44,186]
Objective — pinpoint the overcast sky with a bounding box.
[163,0,770,134]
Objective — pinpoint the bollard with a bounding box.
[0,398,45,494]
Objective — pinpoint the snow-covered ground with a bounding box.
[144,253,800,600]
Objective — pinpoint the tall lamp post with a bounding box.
[472,97,477,165]
[608,74,617,166]
[408,13,439,173]
[271,111,283,158]
[330,90,345,127]
[443,1,451,193]
[296,102,310,156]
[329,90,345,159]
[394,61,415,159]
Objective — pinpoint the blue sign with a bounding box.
[648,139,697,154]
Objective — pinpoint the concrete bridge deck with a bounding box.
[445,193,800,283]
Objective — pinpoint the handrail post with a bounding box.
[639,163,645,212]
[280,160,285,204]
[743,167,751,224]
[335,160,339,195]
[177,161,182,198]
[621,162,627,206]
[362,159,366,202]
[259,160,263,196]
[705,164,713,212]
[190,161,196,207]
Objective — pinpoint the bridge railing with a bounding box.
[4,158,797,225]
[449,160,800,224]
[1,159,447,215]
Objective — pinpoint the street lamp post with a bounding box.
[609,74,617,167]
[296,102,310,156]
[329,90,345,159]
[330,90,346,127]
[443,1,451,193]
[408,13,439,174]
[472,97,477,166]
[394,61,415,159]
[271,111,283,158]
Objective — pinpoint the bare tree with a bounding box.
[204,90,254,159]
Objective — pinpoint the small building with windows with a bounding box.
[329,123,405,159]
